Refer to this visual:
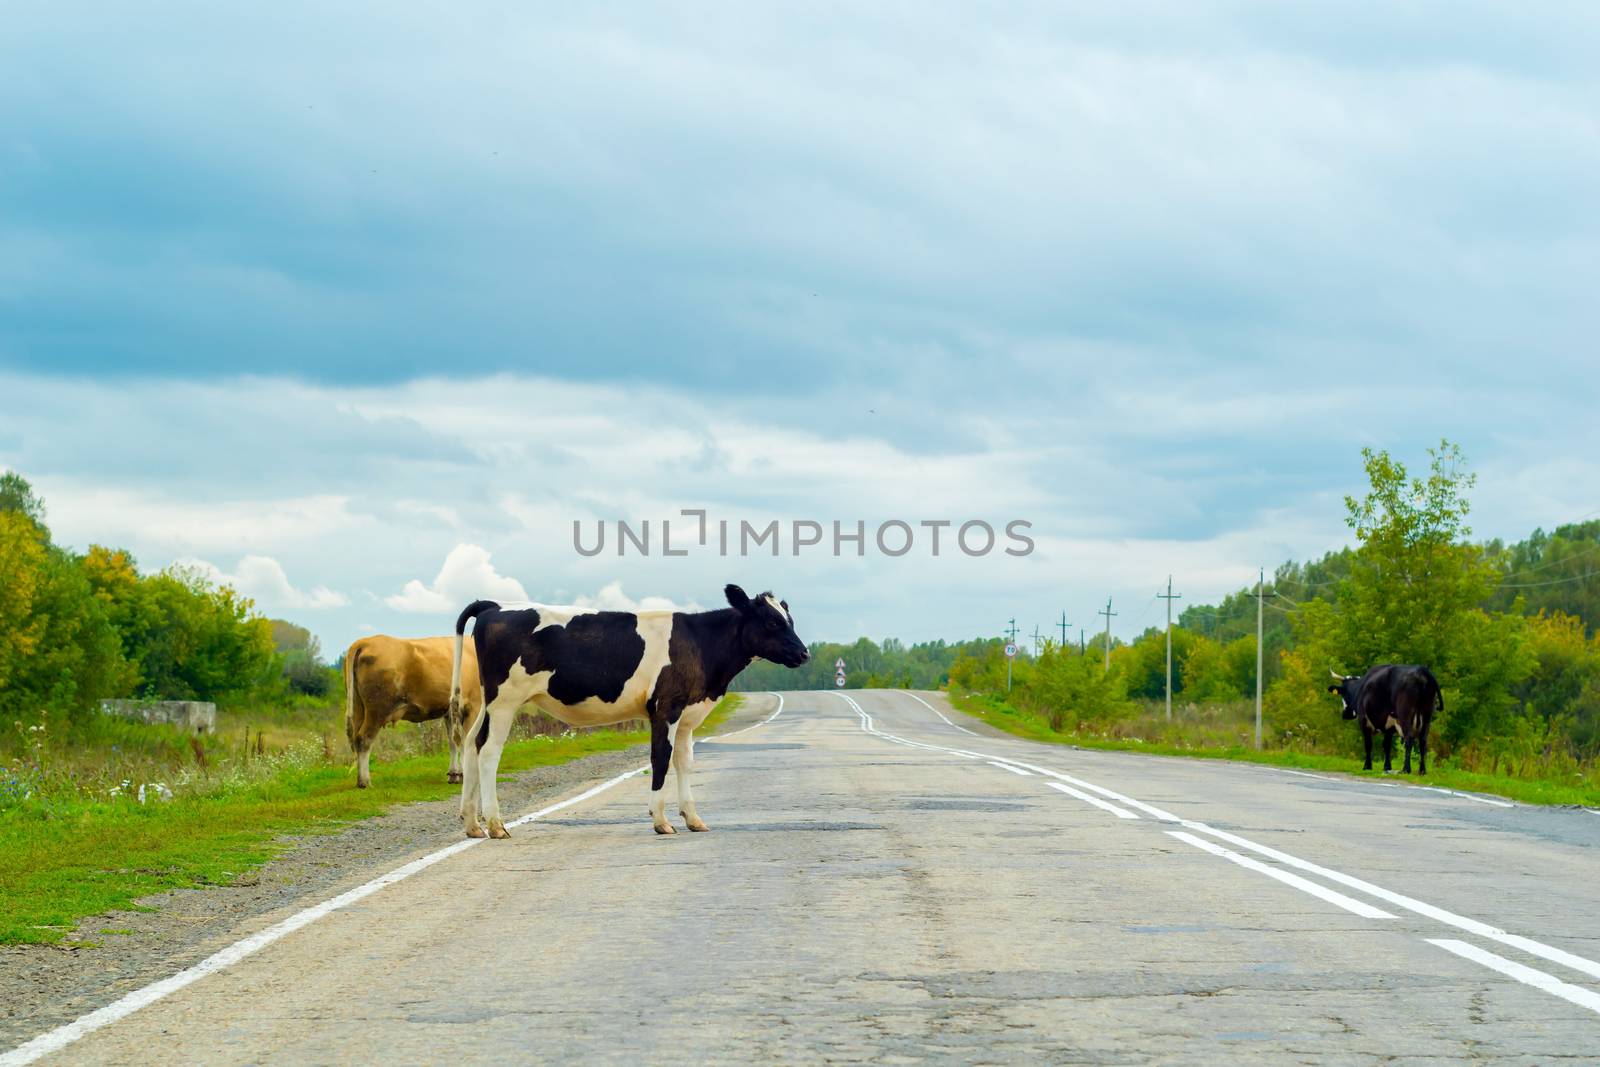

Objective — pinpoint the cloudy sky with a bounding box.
[3,2,1597,654]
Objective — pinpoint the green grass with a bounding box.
[950,690,1600,809]
[0,693,746,946]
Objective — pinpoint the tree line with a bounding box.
[0,474,332,731]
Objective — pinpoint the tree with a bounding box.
[1328,440,1531,749]
[0,471,45,524]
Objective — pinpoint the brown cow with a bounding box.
[344,635,483,788]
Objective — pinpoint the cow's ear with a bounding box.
[780,599,789,612]
[1327,684,1341,693]
[725,584,753,614]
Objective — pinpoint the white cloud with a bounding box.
[386,543,529,613]
[3,366,1597,656]
[572,581,699,614]
[183,554,349,611]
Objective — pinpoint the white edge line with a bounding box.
[1443,789,1514,808]
[2,695,793,1067]
[1167,831,1396,920]
[1046,781,1140,819]
[1,771,640,1065]
[1280,769,1337,781]
[697,692,784,743]
[900,691,978,735]
[1429,939,1600,1016]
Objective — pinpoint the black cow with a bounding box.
[1327,664,1443,774]
[449,584,809,838]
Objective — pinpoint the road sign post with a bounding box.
[1004,640,1017,691]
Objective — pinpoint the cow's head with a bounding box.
[1327,670,1359,720]
[726,584,810,668]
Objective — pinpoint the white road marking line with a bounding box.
[1280,769,1337,781]
[900,691,979,735]
[1428,939,1600,1016]
[1046,781,1140,819]
[701,692,785,742]
[1586,808,1600,816]
[0,769,644,1066]
[1,696,792,1066]
[1167,832,1396,920]
[1172,819,1600,984]
[860,689,1600,991]
[837,693,1136,823]
[988,761,1034,776]
[1420,786,1514,808]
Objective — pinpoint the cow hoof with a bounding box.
[488,823,511,840]
[447,772,462,784]
[465,825,488,839]
[654,823,677,835]
[685,818,710,832]
[357,779,370,790]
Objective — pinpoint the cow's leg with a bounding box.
[445,707,464,785]
[650,714,678,835]
[460,709,488,838]
[1361,722,1374,771]
[1382,728,1395,772]
[476,706,517,839]
[1403,736,1414,774]
[354,738,373,789]
[1418,731,1428,776]
[673,726,708,832]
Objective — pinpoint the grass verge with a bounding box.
[949,690,1600,809]
[1,694,746,946]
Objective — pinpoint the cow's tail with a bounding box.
[1422,666,1444,713]
[343,640,362,747]
[450,600,498,722]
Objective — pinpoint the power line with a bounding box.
[1498,569,1600,589]
[1494,541,1600,582]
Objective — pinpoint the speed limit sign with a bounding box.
[1004,642,1018,658]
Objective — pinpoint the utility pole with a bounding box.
[1254,567,1267,750]
[1058,611,1070,650]
[1031,625,1044,656]
[1157,575,1182,721]
[1079,628,1085,655]
[1097,597,1117,673]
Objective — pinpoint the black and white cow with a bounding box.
[449,584,809,838]
[1327,664,1443,775]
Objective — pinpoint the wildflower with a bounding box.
[137,783,174,804]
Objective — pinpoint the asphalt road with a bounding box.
[30,690,1600,1065]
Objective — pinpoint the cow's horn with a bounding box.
[1330,669,1344,680]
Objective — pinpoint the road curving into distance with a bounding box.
[10,689,1599,1064]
